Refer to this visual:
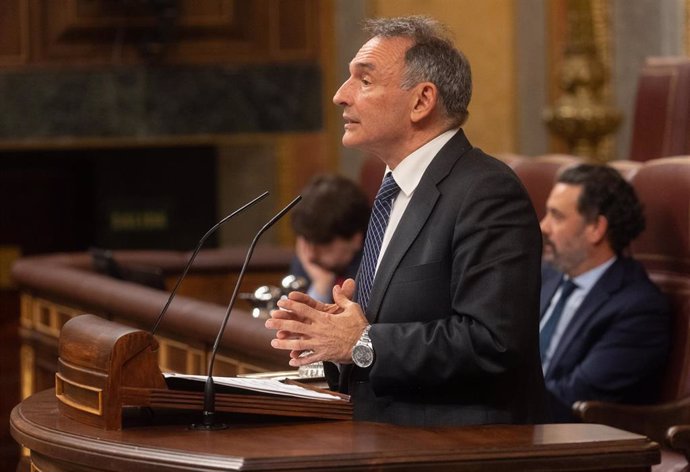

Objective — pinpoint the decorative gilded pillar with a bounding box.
[687,0,690,55]
[544,0,621,162]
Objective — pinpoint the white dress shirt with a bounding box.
[374,129,458,272]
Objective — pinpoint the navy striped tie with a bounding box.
[357,172,400,312]
[540,279,578,356]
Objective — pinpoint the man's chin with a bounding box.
[342,130,368,149]
[342,135,359,149]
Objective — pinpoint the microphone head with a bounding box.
[246,285,282,319]
[253,284,282,302]
[281,274,308,293]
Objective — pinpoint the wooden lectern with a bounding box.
[10,314,662,471]
[55,314,351,430]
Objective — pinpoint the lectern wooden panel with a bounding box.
[11,390,660,472]
[56,314,167,429]
[12,301,661,471]
[55,314,351,430]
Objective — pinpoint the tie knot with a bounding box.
[560,279,578,298]
[376,173,400,203]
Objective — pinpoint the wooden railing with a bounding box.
[11,247,294,401]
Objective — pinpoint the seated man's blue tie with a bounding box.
[540,279,578,356]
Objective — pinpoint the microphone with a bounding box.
[192,195,302,430]
[240,275,308,319]
[150,191,269,336]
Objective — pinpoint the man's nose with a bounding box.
[333,79,351,106]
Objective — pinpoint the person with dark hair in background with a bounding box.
[266,15,549,426]
[539,163,670,422]
[290,174,370,303]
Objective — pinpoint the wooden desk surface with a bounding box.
[11,390,659,472]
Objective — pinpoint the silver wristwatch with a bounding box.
[352,325,374,368]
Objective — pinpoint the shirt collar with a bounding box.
[570,256,617,292]
[387,129,458,197]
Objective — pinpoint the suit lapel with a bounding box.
[367,183,439,322]
[364,130,472,323]
[545,259,625,376]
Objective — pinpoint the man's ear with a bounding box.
[586,215,609,246]
[410,82,438,123]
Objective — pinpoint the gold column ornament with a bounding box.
[686,0,690,55]
[544,0,621,162]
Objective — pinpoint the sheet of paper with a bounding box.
[164,373,341,401]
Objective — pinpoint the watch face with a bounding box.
[353,344,374,368]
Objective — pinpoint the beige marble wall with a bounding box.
[365,0,518,155]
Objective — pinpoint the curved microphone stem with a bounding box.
[197,195,302,430]
[150,191,269,336]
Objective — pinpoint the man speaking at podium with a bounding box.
[266,16,548,426]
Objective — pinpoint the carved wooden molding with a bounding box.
[0,0,30,66]
[12,250,295,402]
[20,0,322,66]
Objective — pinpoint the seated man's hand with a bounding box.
[295,236,336,301]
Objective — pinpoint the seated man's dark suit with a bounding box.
[541,257,671,422]
[325,130,549,426]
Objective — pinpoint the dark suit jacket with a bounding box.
[541,258,670,422]
[325,129,549,426]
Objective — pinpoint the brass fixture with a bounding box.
[544,0,621,162]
